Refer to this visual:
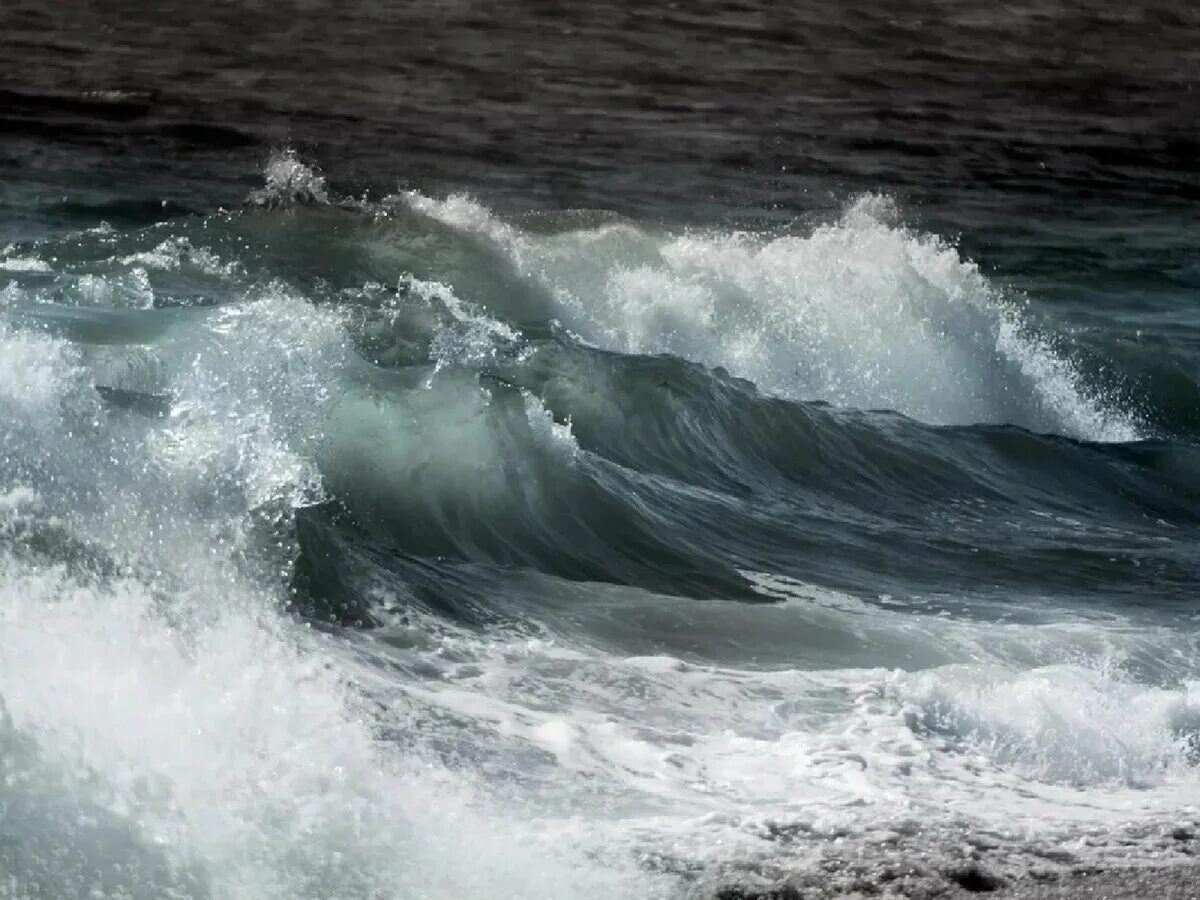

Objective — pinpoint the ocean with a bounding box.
[1,1,1199,897]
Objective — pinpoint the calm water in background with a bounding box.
[2,2,1200,898]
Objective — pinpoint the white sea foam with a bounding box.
[372,590,1200,878]
[405,192,1139,441]
[0,257,51,272]
[0,269,674,900]
[119,236,239,277]
[0,550,681,900]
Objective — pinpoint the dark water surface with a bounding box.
[2,3,1200,899]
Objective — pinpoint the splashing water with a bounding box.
[404,192,1140,441]
[0,155,1195,900]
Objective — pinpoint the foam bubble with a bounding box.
[896,664,1200,787]
[119,237,239,277]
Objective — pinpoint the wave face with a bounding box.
[1,153,1199,900]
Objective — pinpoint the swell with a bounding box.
[293,341,1200,633]
[3,175,1197,622]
